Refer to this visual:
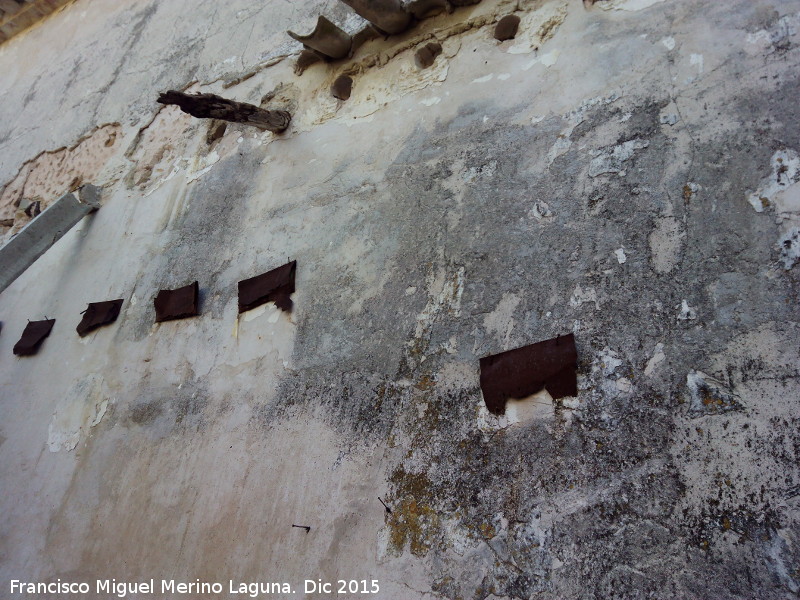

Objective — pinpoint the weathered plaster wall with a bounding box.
[0,0,799,599]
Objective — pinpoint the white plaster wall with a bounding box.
[0,1,799,598]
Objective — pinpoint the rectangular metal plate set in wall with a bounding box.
[76,299,124,336]
[479,333,578,415]
[13,319,55,356]
[238,260,297,313]
[154,281,200,322]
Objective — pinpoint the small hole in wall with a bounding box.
[206,121,227,145]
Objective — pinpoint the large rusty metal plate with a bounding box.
[238,260,296,313]
[154,282,199,322]
[76,299,124,336]
[13,319,55,356]
[479,333,578,415]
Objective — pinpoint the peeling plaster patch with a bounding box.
[595,0,667,12]
[649,216,684,273]
[419,97,442,106]
[521,49,561,70]
[186,150,220,183]
[546,135,572,165]
[127,105,196,192]
[746,15,798,48]
[302,43,451,128]
[689,54,704,75]
[241,303,268,323]
[48,374,108,452]
[497,73,511,81]
[677,299,697,321]
[507,1,568,55]
[686,371,742,417]
[589,139,649,177]
[661,36,676,50]
[592,347,630,397]
[778,227,800,270]
[746,150,800,213]
[644,343,666,377]
[408,266,465,364]
[659,114,679,126]
[505,389,555,424]
[463,160,497,183]
[569,285,599,310]
[471,74,494,84]
[614,248,627,264]
[0,123,121,230]
[483,292,521,347]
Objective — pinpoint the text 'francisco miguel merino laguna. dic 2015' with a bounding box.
[10,579,295,598]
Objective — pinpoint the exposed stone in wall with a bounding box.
[0,123,120,236]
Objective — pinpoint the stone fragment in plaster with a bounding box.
[76,299,124,337]
[494,15,520,42]
[479,333,578,415]
[47,374,108,453]
[331,74,354,100]
[238,260,297,313]
[686,370,742,417]
[288,16,352,60]
[677,299,697,321]
[157,91,291,133]
[154,281,199,322]
[415,41,442,69]
[588,139,649,177]
[13,318,55,356]
[528,200,554,223]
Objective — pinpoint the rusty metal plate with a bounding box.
[479,333,578,415]
[238,260,296,313]
[13,319,55,356]
[154,282,199,322]
[76,299,124,337]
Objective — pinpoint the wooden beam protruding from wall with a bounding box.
[157,91,291,134]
